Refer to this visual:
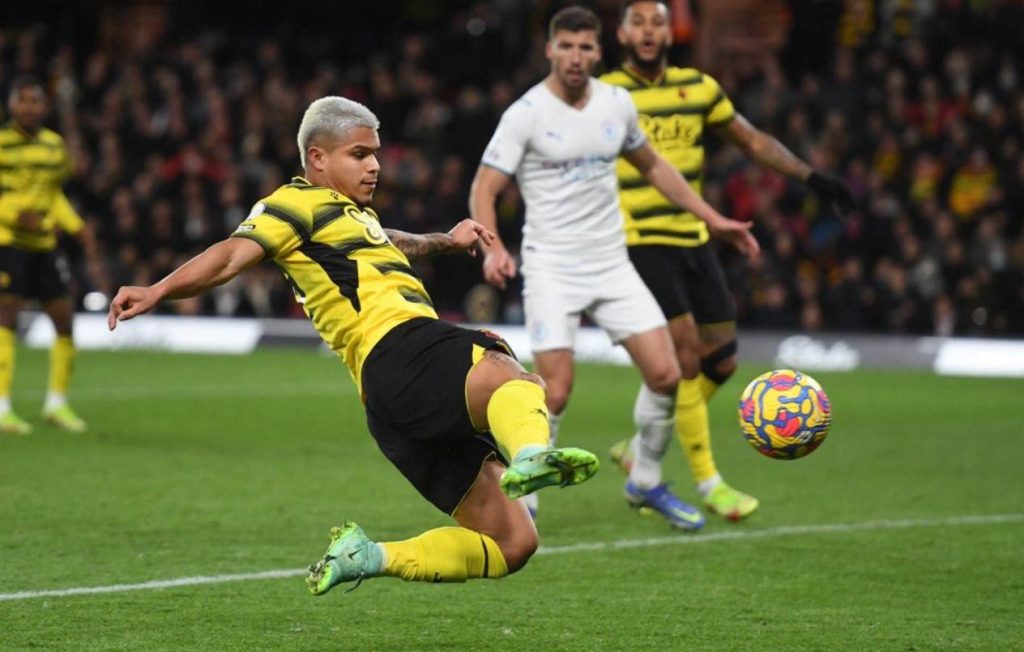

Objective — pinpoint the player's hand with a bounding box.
[448,219,496,257]
[482,246,517,290]
[16,211,44,232]
[807,170,857,218]
[708,218,760,259]
[107,285,160,331]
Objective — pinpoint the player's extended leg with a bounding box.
[306,350,595,595]
[0,294,30,435]
[41,297,86,432]
[307,461,535,594]
[617,327,704,530]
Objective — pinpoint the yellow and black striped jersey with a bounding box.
[600,66,735,248]
[0,121,84,252]
[230,177,438,393]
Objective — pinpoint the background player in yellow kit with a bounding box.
[0,76,95,434]
[602,1,855,522]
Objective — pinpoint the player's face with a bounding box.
[312,126,381,204]
[8,86,47,132]
[546,29,601,90]
[619,1,672,67]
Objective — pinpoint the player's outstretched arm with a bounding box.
[107,237,264,330]
[468,165,517,290]
[716,114,856,217]
[623,143,760,258]
[384,220,495,259]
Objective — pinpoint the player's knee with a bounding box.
[499,528,539,574]
[647,363,681,396]
[520,371,546,392]
[543,377,572,414]
[700,341,738,385]
[676,349,700,380]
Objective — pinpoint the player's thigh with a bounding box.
[666,313,702,378]
[42,296,74,336]
[587,262,667,342]
[628,245,693,323]
[619,325,680,393]
[0,246,30,328]
[522,270,583,354]
[685,245,736,328]
[453,459,537,572]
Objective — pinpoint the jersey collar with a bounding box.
[621,63,666,88]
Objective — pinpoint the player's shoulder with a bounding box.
[599,68,635,89]
[593,77,635,109]
[37,127,66,146]
[668,66,722,91]
[256,177,359,229]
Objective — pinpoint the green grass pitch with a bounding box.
[1,347,1022,650]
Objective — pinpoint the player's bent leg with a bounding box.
[41,297,86,432]
[0,294,30,436]
[466,350,597,500]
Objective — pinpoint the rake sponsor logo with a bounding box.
[2,513,1021,603]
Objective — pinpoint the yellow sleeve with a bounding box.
[51,191,85,235]
[703,74,736,126]
[229,201,307,258]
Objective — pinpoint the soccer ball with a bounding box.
[738,369,831,460]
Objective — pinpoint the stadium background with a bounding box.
[1,0,1021,337]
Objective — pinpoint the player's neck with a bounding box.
[544,74,591,109]
[12,120,40,137]
[624,59,667,85]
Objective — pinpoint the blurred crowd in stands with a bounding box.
[0,0,1021,336]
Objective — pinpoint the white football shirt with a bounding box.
[481,78,646,262]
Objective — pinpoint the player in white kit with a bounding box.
[469,7,758,527]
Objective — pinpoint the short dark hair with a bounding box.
[549,6,602,40]
[619,0,670,23]
[8,75,44,101]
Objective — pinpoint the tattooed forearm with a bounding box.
[384,229,454,259]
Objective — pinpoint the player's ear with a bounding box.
[307,146,324,171]
[617,24,627,46]
[545,40,553,61]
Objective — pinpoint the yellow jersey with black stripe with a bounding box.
[230,177,438,392]
[0,121,84,251]
[599,66,735,248]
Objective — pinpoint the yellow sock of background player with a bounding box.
[0,327,15,408]
[47,335,75,401]
[675,376,718,485]
[381,527,508,582]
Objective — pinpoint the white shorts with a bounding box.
[522,259,667,353]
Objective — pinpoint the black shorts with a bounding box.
[628,243,736,324]
[362,317,515,515]
[0,246,71,302]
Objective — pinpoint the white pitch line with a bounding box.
[1,513,1021,603]
[13,382,352,402]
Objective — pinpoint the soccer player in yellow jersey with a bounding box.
[602,1,856,522]
[107,96,600,595]
[0,76,94,435]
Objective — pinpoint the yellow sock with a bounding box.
[381,527,508,582]
[696,372,720,402]
[0,327,13,400]
[676,376,718,483]
[48,335,75,395]
[486,379,550,459]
